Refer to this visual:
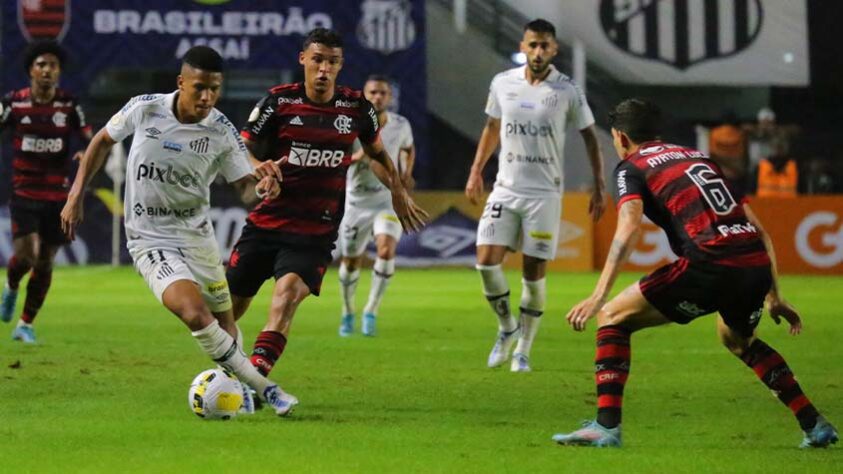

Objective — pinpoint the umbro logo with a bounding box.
[21,116,32,124]
[145,127,161,139]
[289,116,303,126]
[190,136,209,154]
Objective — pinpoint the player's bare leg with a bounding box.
[10,237,59,343]
[476,244,519,367]
[248,273,310,378]
[3,233,38,324]
[361,233,397,336]
[554,282,669,447]
[717,316,838,448]
[511,255,547,372]
[338,255,363,336]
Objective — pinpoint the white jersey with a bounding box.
[485,65,594,197]
[106,92,253,250]
[346,111,413,207]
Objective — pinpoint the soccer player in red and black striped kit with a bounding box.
[1,42,92,343]
[554,99,837,448]
[226,28,426,405]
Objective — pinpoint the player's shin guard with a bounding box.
[21,268,52,324]
[476,263,516,333]
[363,258,394,315]
[514,278,546,357]
[740,339,820,430]
[251,330,287,377]
[338,262,360,316]
[6,256,30,291]
[191,319,270,393]
[595,325,631,429]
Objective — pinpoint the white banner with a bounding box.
[506,0,809,86]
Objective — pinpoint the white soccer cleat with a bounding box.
[487,326,521,368]
[510,352,531,372]
[263,385,299,417]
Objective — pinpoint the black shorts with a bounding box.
[10,196,69,246]
[226,226,332,297]
[640,258,772,337]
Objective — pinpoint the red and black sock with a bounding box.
[740,339,819,431]
[21,268,52,324]
[6,256,31,291]
[595,325,631,429]
[250,331,287,377]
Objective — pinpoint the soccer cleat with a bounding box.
[552,420,622,447]
[510,352,531,372]
[263,385,299,417]
[11,325,36,344]
[1,286,17,323]
[800,416,839,448]
[339,314,354,337]
[487,326,521,368]
[362,312,376,337]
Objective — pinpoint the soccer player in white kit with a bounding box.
[465,20,607,372]
[337,75,415,337]
[60,47,298,416]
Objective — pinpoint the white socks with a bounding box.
[338,261,360,316]
[514,278,546,357]
[476,263,517,333]
[191,319,270,394]
[363,258,394,315]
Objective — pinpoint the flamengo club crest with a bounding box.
[599,0,763,70]
[18,0,71,42]
[357,0,416,54]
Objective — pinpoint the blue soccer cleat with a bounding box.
[487,326,520,368]
[800,416,839,448]
[339,314,354,337]
[11,324,36,344]
[263,385,299,417]
[552,420,622,447]
[1,286,17,323]
[362,312,376,337]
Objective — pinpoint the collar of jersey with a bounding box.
[166,90,214,126]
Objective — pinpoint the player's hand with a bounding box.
[465,172,484,205]
[72,151,84,161]
[60,197,84,241]
[589,187,607,222]
[255,175,281,200]
[391,188,429,233]
[566,294,606,332]
[253,158,283,183]
[766,296,802,335]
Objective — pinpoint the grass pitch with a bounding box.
[0,266,840,473]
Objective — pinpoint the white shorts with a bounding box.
[338,201,403,257]
[476,188,562,260]
[129,245,232,313]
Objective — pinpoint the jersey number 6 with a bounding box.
[684,163,737,216]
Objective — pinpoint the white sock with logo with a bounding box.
[339,261,360,316]
[363,258,394,315]
[514,278,546,357]
[192,319,271,394]
[476,263,516,333]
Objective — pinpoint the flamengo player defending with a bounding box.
[60,47,299,416]
[227,29,426,400]
[465,19,606,372]
[0,41,93,343]
[337,75,415,337]
[553,99,838,448]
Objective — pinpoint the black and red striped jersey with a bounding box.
[241,82,380,246]
[614,141,769,267]
[0,87,92,201]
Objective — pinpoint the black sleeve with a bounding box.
[613,161,647,208]
[358,98,380,145]
[241,94,278,143]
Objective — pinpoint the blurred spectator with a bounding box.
[754,135,798,198]
[743,107,800,176]
[803,158,836,194]
[708,110,747,187]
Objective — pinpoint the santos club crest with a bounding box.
[18,0,71,42]
[599,0,763,70]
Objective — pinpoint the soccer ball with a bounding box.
[188,368,244,420]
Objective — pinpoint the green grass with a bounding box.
[0,267,840,473]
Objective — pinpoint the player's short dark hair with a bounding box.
[365,74,392,85]
[24,41,66,71]
[525,19,556,37]
[303,28,343,50]
[182,46,224,73]
[608,98,663,143]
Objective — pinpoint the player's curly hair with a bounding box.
[303,28,343,50]
[24,41,67,71]
[608,98,663,143]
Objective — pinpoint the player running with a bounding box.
[465,19,606,372]
[227,29,426,399]
[60,46,299,416]
[553,99,838,448]
[0,41,93,343]
[337,75,415,337]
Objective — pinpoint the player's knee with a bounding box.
[719,332,752,357]
[342,258,360,273]
[179,305,214,332]
[33,257,54,273]
[13,254,36,270]
[376,245,395,260]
